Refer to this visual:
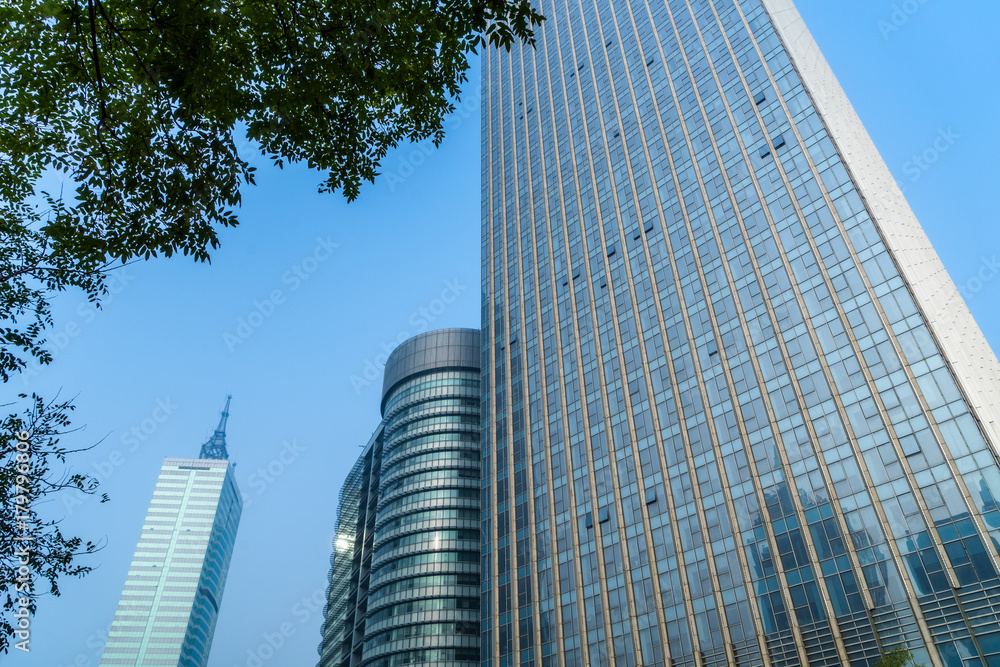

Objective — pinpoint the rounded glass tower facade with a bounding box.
[363,328,481,667]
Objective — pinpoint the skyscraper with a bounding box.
[99,398,242,667]
[319,329,482,667]
[482,1,1000,666]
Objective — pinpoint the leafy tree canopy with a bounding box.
[0,0,543,378]
[1,395,106,653]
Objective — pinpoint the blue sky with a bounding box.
[6,1,1000,666]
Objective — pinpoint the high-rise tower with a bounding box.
[482,1,1000,666]
[319,329,482,667]
[99,398,242,667]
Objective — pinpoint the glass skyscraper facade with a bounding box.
[99,402,242,667]
[322,454,368,667]
[481,1,1000,666]
[320,328,482,667]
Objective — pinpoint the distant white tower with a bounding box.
[99,398,241,667]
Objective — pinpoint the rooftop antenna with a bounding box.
[199,395,232,460]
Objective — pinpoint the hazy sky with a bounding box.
[7,1,1000,666]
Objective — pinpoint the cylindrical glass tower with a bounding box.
[362,328,482,667]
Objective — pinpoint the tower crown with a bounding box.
[199,395,231,460]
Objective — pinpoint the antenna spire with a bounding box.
[199,395,232,460]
